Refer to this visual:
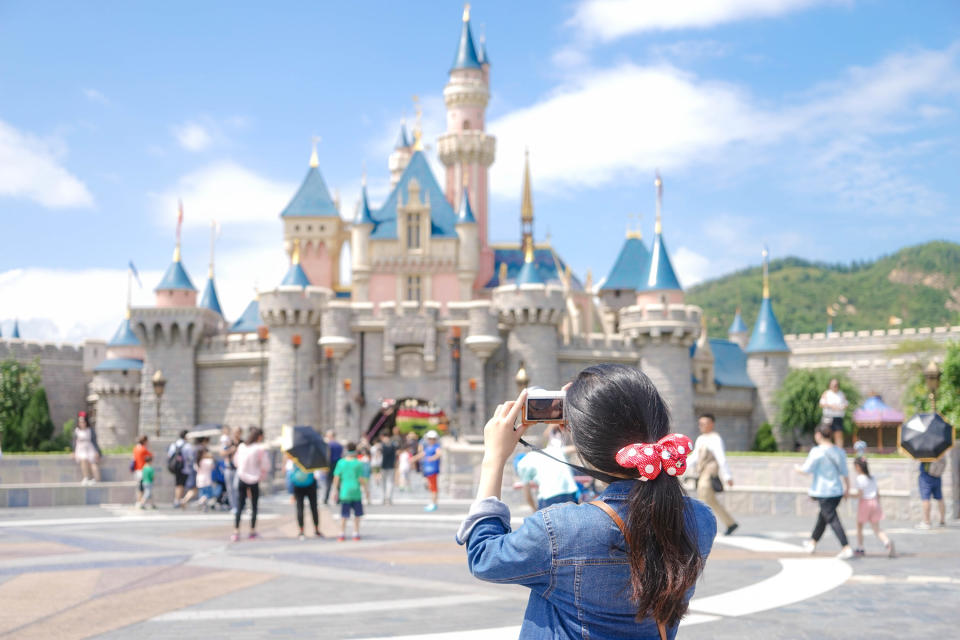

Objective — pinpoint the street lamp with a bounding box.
[468,377,478,431]
[924,359,942,413]
[515,361,529,393]
[292,334,302,425]
[257,325,269,431]
[325,346,335,429]
[152,369,167,438]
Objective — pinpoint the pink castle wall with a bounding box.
[368,273,397,305]
[431,272,460,305]
[635,290,685,307]
[302,241,333,289]
[155,290,197,308]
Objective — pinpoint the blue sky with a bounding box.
[1,0,958,342]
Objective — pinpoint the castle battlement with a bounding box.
[786,324,960,344]
[258,287,328,327]
[618,303,702,345]
[0,339,83,359]
[493,284,566,326]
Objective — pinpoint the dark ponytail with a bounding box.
[567,364,704,628]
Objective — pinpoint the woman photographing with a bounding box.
[457,364,716,639]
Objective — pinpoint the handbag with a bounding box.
[710,475,724,493]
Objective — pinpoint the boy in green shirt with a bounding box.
[333,442,368,541]
[138,455,157,509]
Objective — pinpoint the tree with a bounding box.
[20,387,55,450]
[0,358,43,452]
[776,369,860,443]
[752,422,778,452]
[903,340,960,432]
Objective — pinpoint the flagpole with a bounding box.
[209,220,217,279]
[126,266,132,317]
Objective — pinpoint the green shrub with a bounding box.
[20,387,55,450]
[752,422,778,452]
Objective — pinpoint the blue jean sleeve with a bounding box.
[462,504,554,589]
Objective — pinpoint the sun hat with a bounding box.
[425,430,438,439]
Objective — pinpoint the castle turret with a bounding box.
[198,220,224,321]
[438,4,496,291]
[455,185,479,299]
[350,178,375,301]
[10,319,20,339]
[280,143,347,289]
[230,297,261,333]
[259,286,329,436]
[155,233,197,307]
[692,314,716,395]
[91,311,145,447]
[728,307,748,349]
[636,173,683,307]
[599,228,650,332]
[746,247,791,442]
[281,239,312,287]
[388,122,412,187]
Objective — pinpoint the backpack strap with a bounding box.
[588,500,668,640]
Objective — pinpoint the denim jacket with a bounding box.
[457,481,716,639]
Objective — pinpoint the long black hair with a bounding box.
[566,364,704,627]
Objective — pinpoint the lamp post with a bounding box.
[152,369,166,438]
[343,378,353,438]
[257,325,269,431]
[515,361,529,394]
[292,334,302,425]
[468,377,478,431]
[325,346,335,429]
[924,359,942,413]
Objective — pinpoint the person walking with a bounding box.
[73,411,101,485]
[221,427,242,514]
[178,437,199,508]
[333,442,367,541]
[686,413,738,536]
[288,457,322,540]
[850,457,895,557]
[412,430,442,511]
[457,364,715,639]
[378,430,398,505]
[232,428,271,542]
[322,430,343,505]
[167,430,189,508]
[819,378,849,448]
[137,455,157,509]
[195,446,215,511]
[917,457,947,529]
[795,423,855,559]
[132,435,152,504]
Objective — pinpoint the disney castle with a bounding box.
[79,8,795,449]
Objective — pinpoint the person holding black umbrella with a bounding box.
[917,457,947,529]
[288,457,322,540]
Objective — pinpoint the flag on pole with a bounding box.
[176,199,184,246]
[128,261,142,288]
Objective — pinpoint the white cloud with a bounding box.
[0,120,94,208]
[82,88,109,105]
[172,122,214,152]
[153,161,296,229]
[672,246,711,287]
[570,0,841,42]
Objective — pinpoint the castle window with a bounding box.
[320,225,325,232]
[295,225,300,231]
[406,275,422,303]
[463,119,471,130]
[407,213,421,250]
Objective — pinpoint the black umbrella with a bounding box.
[899,413,955,461]
[281,425,329,471]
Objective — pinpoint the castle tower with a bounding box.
[746,247,791,441]
[350,177,375,301]
[259,284,329,436]
[455,185,479,300]
[728,307,748,349]
[230,296,261,333]
[198,220,224,323]
[437,4,496,291]
[155,218,197,308]
[280,143,346,290]
[599,226,651,331]
[388,122,413,187]
[90,311,145,447]
[636,173,683,307]
[10,319,20,339]
[692,314,716,395]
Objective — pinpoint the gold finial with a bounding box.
[463,3,470,22]
[523,235,535,264]
[292,238,302,265]
[585,269,593,290]
[761,245,770,299]
[173,245,181,262]
[521,148,533,222]
[310,135,320,168]
[625,213,643,239]
[654,171,663,234]
[499,261,508,284]
[412,95,424,151]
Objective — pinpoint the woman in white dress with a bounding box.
[72,411,101,484]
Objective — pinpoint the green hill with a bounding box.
[687,241,960,338]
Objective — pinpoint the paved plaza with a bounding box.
[0,490,958,639]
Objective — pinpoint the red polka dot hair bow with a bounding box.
[615,434,694,481]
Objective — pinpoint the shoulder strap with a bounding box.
[588,500,667,640]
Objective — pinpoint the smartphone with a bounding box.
[523,389,566,424]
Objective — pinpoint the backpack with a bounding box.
[290,466,316,488]
[167,443,185,475]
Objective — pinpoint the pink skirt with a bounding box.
[858,497,883,524]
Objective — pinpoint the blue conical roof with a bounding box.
[746,298,790,353]
[477,38,490,65]
[452,16,482,70]
[280,166,339,218]
[108,317,141,347]
[457,187,476,224]
[516,260,544,285]
[199,277,223,316]
[230,299,261,333]
[369,151,458,240]
[281,262,311,287]
[11,319,21,339]
[729,309,747,334]
[639,231,681,291]
[355,184,375,225]
[395,124,411,150]
[600,236,651,291]
[156,258,196,291]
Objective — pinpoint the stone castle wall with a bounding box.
[196,334,266,428]
[0,339,89,432]
[787,325,960,410]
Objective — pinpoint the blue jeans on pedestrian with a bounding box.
[223,467,239,512]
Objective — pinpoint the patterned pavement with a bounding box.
[0,491,958,639]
